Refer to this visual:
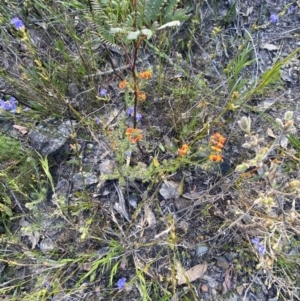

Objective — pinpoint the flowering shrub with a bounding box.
[125,128,143,143]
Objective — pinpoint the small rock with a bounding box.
[128,194,138,208]
[202,275,218,289]
[174,197,192,210]
[159,180,180,200]
[216,257,230,270]
[195,243,209,256]
[236,285,244,295]
[29,120,76,156]
[39,238,55,252]
[55,179,70,198]
[201,284,209,293]
[99,159,115,175]
[72,172,98,190]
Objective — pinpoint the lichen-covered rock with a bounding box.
[29,120,75,156]
[72,172,98,190]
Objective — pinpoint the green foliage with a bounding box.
[218,2,237,27]
[287,134,300,157]
[224,43,255,94]
[76,240,123,287]
[0,134,24,162]
[1,0,300,300]
[0,134,45,223]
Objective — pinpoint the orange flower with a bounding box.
[139,71,152,79]
[209,154,223,162]
[209,133,226,149]
[211,146,223,153]
[211,133,222,140]
[137,91,146,101]
[125,127,143,143]
[119,80,128,89]
[216,142,225,149]
[218,136,226,145]
[178,144,189,157]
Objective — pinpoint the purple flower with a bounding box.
[270,13,279,23]
[251,237,259,245]
[24,107,30,112]
[127,106,134,116]
[251,237,266,255]
[257,244,266,255]
[117,277,126,290]
[99,88,107,97]
[0,98,9,110]
[9,97,17,112]
[45,282,51,288]
[136,112,142,121]
[95,117,101,124]
[127,106,142,121]
[288,5,295,13]
[0,97,17,112]
[10,17,25,30]
[124,151,131,157]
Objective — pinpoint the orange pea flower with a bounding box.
[211,146,223,153]
[211,133,222,140]
[137,91,146,101]
[209,154,223,162]
[209,132,226,150]
[139,71,152,79]
[119,80,128,89]
[218,136,226,145]
[178,144,189,157]
[125,128,143,143]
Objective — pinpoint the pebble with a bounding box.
[201,284,209,293]
[195,243,209,256]
[216,257,230,270]
[99,159,115,175]
[72,172,98,190]
[39,238,55,252]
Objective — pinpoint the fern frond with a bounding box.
[144,0,167,26]
[89,0,111,27]
[84,0,122,49]
[164,0,179,17]
[125,14,134,28]
[164,8,190,23]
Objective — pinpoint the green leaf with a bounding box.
[4,205,13,217]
